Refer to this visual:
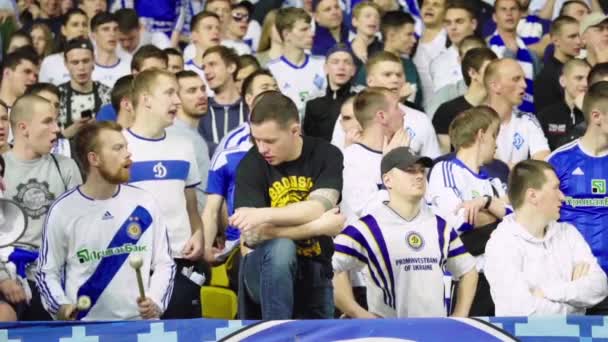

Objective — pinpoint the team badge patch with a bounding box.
[513,133,524,150]
[127,216,142,239]
[406,232,424,250]
[313,74,325,90]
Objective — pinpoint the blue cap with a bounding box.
[325,43,355,60]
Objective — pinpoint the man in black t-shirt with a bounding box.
[231,91,346,320]
[433,48,497,153]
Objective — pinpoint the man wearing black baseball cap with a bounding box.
[333,146,479,318]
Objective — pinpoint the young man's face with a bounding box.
[285,19,314,50]
[553,22,582,58]
[118,28,141,53]
[79,0,106,21]
[561,65,589,102]
[493,0,522,33]
[339,100,360,133]
[65,48,94,85]
[21,101,60,156]
[421,0,446,27]
[367,61,405,93]
[534,170,565,222]
[36,90,61,116]
[353,6,380,37]
[95,129,132,184]
[384,164,427,201]
[178,75,208,117]
[562,2,590,22]
[325,51,355,88]
[444,8,477,46]
[203,52,235,91]
[0,106,8,149]
[40,0,61,17]
[5,60,38,97]
[235,64,258,93]
[245,74,278,108]
[61,13,88,40]
[93,21,118,52]
[228,7,250,39]
[315,0,343,30]
[582,21,608,51]
[387,24,417,55]
[138,57,168,73]
[379,92,404,136]
[193,17,221,50]
[206,0,232,27]
[480,121,500,164]
[167,54,184,73]
[147,75,181,128]
[251,120,300,165]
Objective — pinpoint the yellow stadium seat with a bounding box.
[201,247,240,319]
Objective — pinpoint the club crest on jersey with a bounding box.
[127,216,142,239]
[406,232,424,250]
[153,162,167,178]
[592,179,607,195]
[313,74,324,90]
[513,133,524,150]
[405,127,416,138]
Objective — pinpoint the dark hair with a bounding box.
[2,48,39,73]
[164,47,183,57]
[445,0,477,19]
[73,121,124,174]
[131,44,169,72]
[461,47,497,86]
[203,45,240,78]
[588,63,608,86]
[111,75,134,112]
[115,8,139,33]
[90,12,117,32]
[26,82,60,98]
[62,8,87,27]
[241,68,273,97]
[8,30,33,50]
[550,15,579,36]
[191,11,220,32]
[250,91,299,127]
[508,160,555,210]
[559,0,590,16]
[582,81,608,122]
[176,70,200,81]
[380,11,415,39]
[238,54,261,71]
[0,154,4,178]
[275,7,311,41]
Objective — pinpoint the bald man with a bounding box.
[484,58,550,166]
[1,95,82,321]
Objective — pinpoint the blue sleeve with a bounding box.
[205,164,228,197]
[95,104,117,122]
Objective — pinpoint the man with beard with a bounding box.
[37,121,175,320]
[168,70,211,212]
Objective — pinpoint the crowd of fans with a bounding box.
[0,0,606,322]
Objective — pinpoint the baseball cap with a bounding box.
[580,12,608,35]
[380,147,433,175]
[64,38,94,56]
[326,43,355,60]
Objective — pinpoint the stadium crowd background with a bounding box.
[0,0,606,322]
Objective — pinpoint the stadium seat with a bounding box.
[200,248,240,319]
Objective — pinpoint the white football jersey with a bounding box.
[496,110,549,165]
[341,143,384,222]
[333,203,475,318]
[267,54,326,119]
[92,58,131,88]
[183,59,215,97]
[36,185,175,320]
[124,128,201,257]
[39,53,70,86]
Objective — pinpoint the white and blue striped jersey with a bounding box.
[214,122,251,156]
[183,59,215,97]
[36,185,175,320]
[267,55,326,119]
[333,203,475,318]
[124,128,201,257]
[496,110,549,165]
[427,157,508,235]
[548,140,608,274]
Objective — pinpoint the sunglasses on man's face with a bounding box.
[232,12,249,22]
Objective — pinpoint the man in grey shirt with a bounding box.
[0,95,82,321]
[167,70,210,212]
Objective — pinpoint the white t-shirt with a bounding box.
[124,128,201,257]
[244,20,262,52]
[429,45,462,95]
[92,57,131,88]
[413,29,448,111]
[267,54,326,119]
[496,110,550,165]
[333,203,476,318]
[36,185,175,320]
[341,143,384,221]
[39,53,70,86]
[183,59,215,97]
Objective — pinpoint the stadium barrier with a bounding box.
[2,315,608,341]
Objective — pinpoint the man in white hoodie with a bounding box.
[485,160,608,316]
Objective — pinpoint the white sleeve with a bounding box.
[340,160,378,220]
[427,163,469,233]
[333,228,367,273]
[484,233,572,316]
[526,116,550,155]
[185,141,201,188]
[445,228,476,278]
[420,117,441,159]
[331,120,345,151]
[151,32,171,49]
[148,203,176,313]
[35,203,71,319]
[38,56,56,84]
[540,225,608,308]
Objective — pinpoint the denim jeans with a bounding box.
[238,238,334,320]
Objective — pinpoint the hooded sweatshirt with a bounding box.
[485,214,608,316]
[198,97,248,157]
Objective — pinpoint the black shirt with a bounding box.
[234,135,344,264]
[534,55,564,113]
[303,80,356,142]
[537,100,585,150]
[432,95,473,135]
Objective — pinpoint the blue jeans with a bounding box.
[238,238,334,319]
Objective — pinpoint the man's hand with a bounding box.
[571,262,590,281]
[137,297,161,319]
[0,279,26,304]
[455,197,488,225]
[383,128,410,155]
[229,207,268,231]
[57,304,78,320]
[313,208,346,236]
[398,82,415,100]
[203,246,222,266]
[62,118,93,139]
[182,229,203,261]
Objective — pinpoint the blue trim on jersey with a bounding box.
[76,185,122,201]
[76,205,154,320]
[360,215,396,310]
[450,157,489,180]
[280,54,310,70]
[127,128,166,142]
[456,222,474,234]
[36,187,80,314]
[223,125,247,150]
[355,143,382,155]
[161,231,175,308]
[185,59,204,71]
[342,225,393,308]
[447,245,467,258]
[334,243,383,290]
[129,160,191,183]
[437,217,447,264]
[95,58,122,69]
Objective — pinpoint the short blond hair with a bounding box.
[353,87,391,129]
[366,51,402,76]
[131,69,175,109]
[353,1,381,18]
[449,105,500,150]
